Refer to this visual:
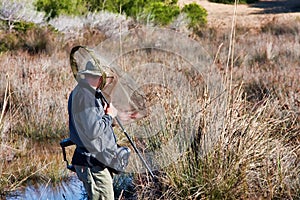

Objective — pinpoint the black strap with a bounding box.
[74,147,107,169]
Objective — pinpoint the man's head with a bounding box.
[78,60,104,89]
[78,60,114,89]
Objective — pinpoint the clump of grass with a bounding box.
[0,32,20,52]
[243,80,270,102]
[21,25,59,55]
[135,85,299,199]
[261,18,300,36]
[0,51,71,140]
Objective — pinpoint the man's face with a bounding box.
[85,74,102,88]
[85,74,114,90]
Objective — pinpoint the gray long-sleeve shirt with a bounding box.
[68,80,118,167]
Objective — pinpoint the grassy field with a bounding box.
[0,2,300,199]
[132,18,300,199]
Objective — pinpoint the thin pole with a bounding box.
[97,89,155,178]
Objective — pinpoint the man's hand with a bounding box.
[104,103,118,118]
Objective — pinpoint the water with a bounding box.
[6,174,135,200]
[6,175,87,200]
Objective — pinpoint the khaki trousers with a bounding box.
[74,165,114,200]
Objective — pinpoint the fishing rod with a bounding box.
[96,89,155,178]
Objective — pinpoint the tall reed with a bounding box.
[133,1,300,199]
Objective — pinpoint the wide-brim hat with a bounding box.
[78,60,103,76]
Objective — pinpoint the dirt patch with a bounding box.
[178,0,300,29]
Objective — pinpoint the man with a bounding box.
[68,60,120,200]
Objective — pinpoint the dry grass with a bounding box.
[0,49,74,195]
[0,4,299,199]
[132,10,300,200]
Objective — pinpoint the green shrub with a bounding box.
[143,2,180,25]
[11,21,36,33]
[101,0,132,14]
[34,0,182,26]
[35,0,87,21]
[181,3,207,29]
[121,0,149,18]
[102,0,182,26]
[208,0,258,4]
[35,0,62,21]
[34,0,207,27]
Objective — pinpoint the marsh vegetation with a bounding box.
[0,0,299,199]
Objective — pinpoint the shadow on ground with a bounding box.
[250,0,300,14]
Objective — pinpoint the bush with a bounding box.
[142,2,180,25]
[0,33,20,53]
[34,0,183,26]
[100,0,133,14]
[10,21,36,33]
[21,25,58,54]
[0,20,58,54]
[181,3,207,29]
[103,0,181,26]
[34,0,207,27]
[35,0,87,21]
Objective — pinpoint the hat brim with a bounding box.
[78,69,102,76]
